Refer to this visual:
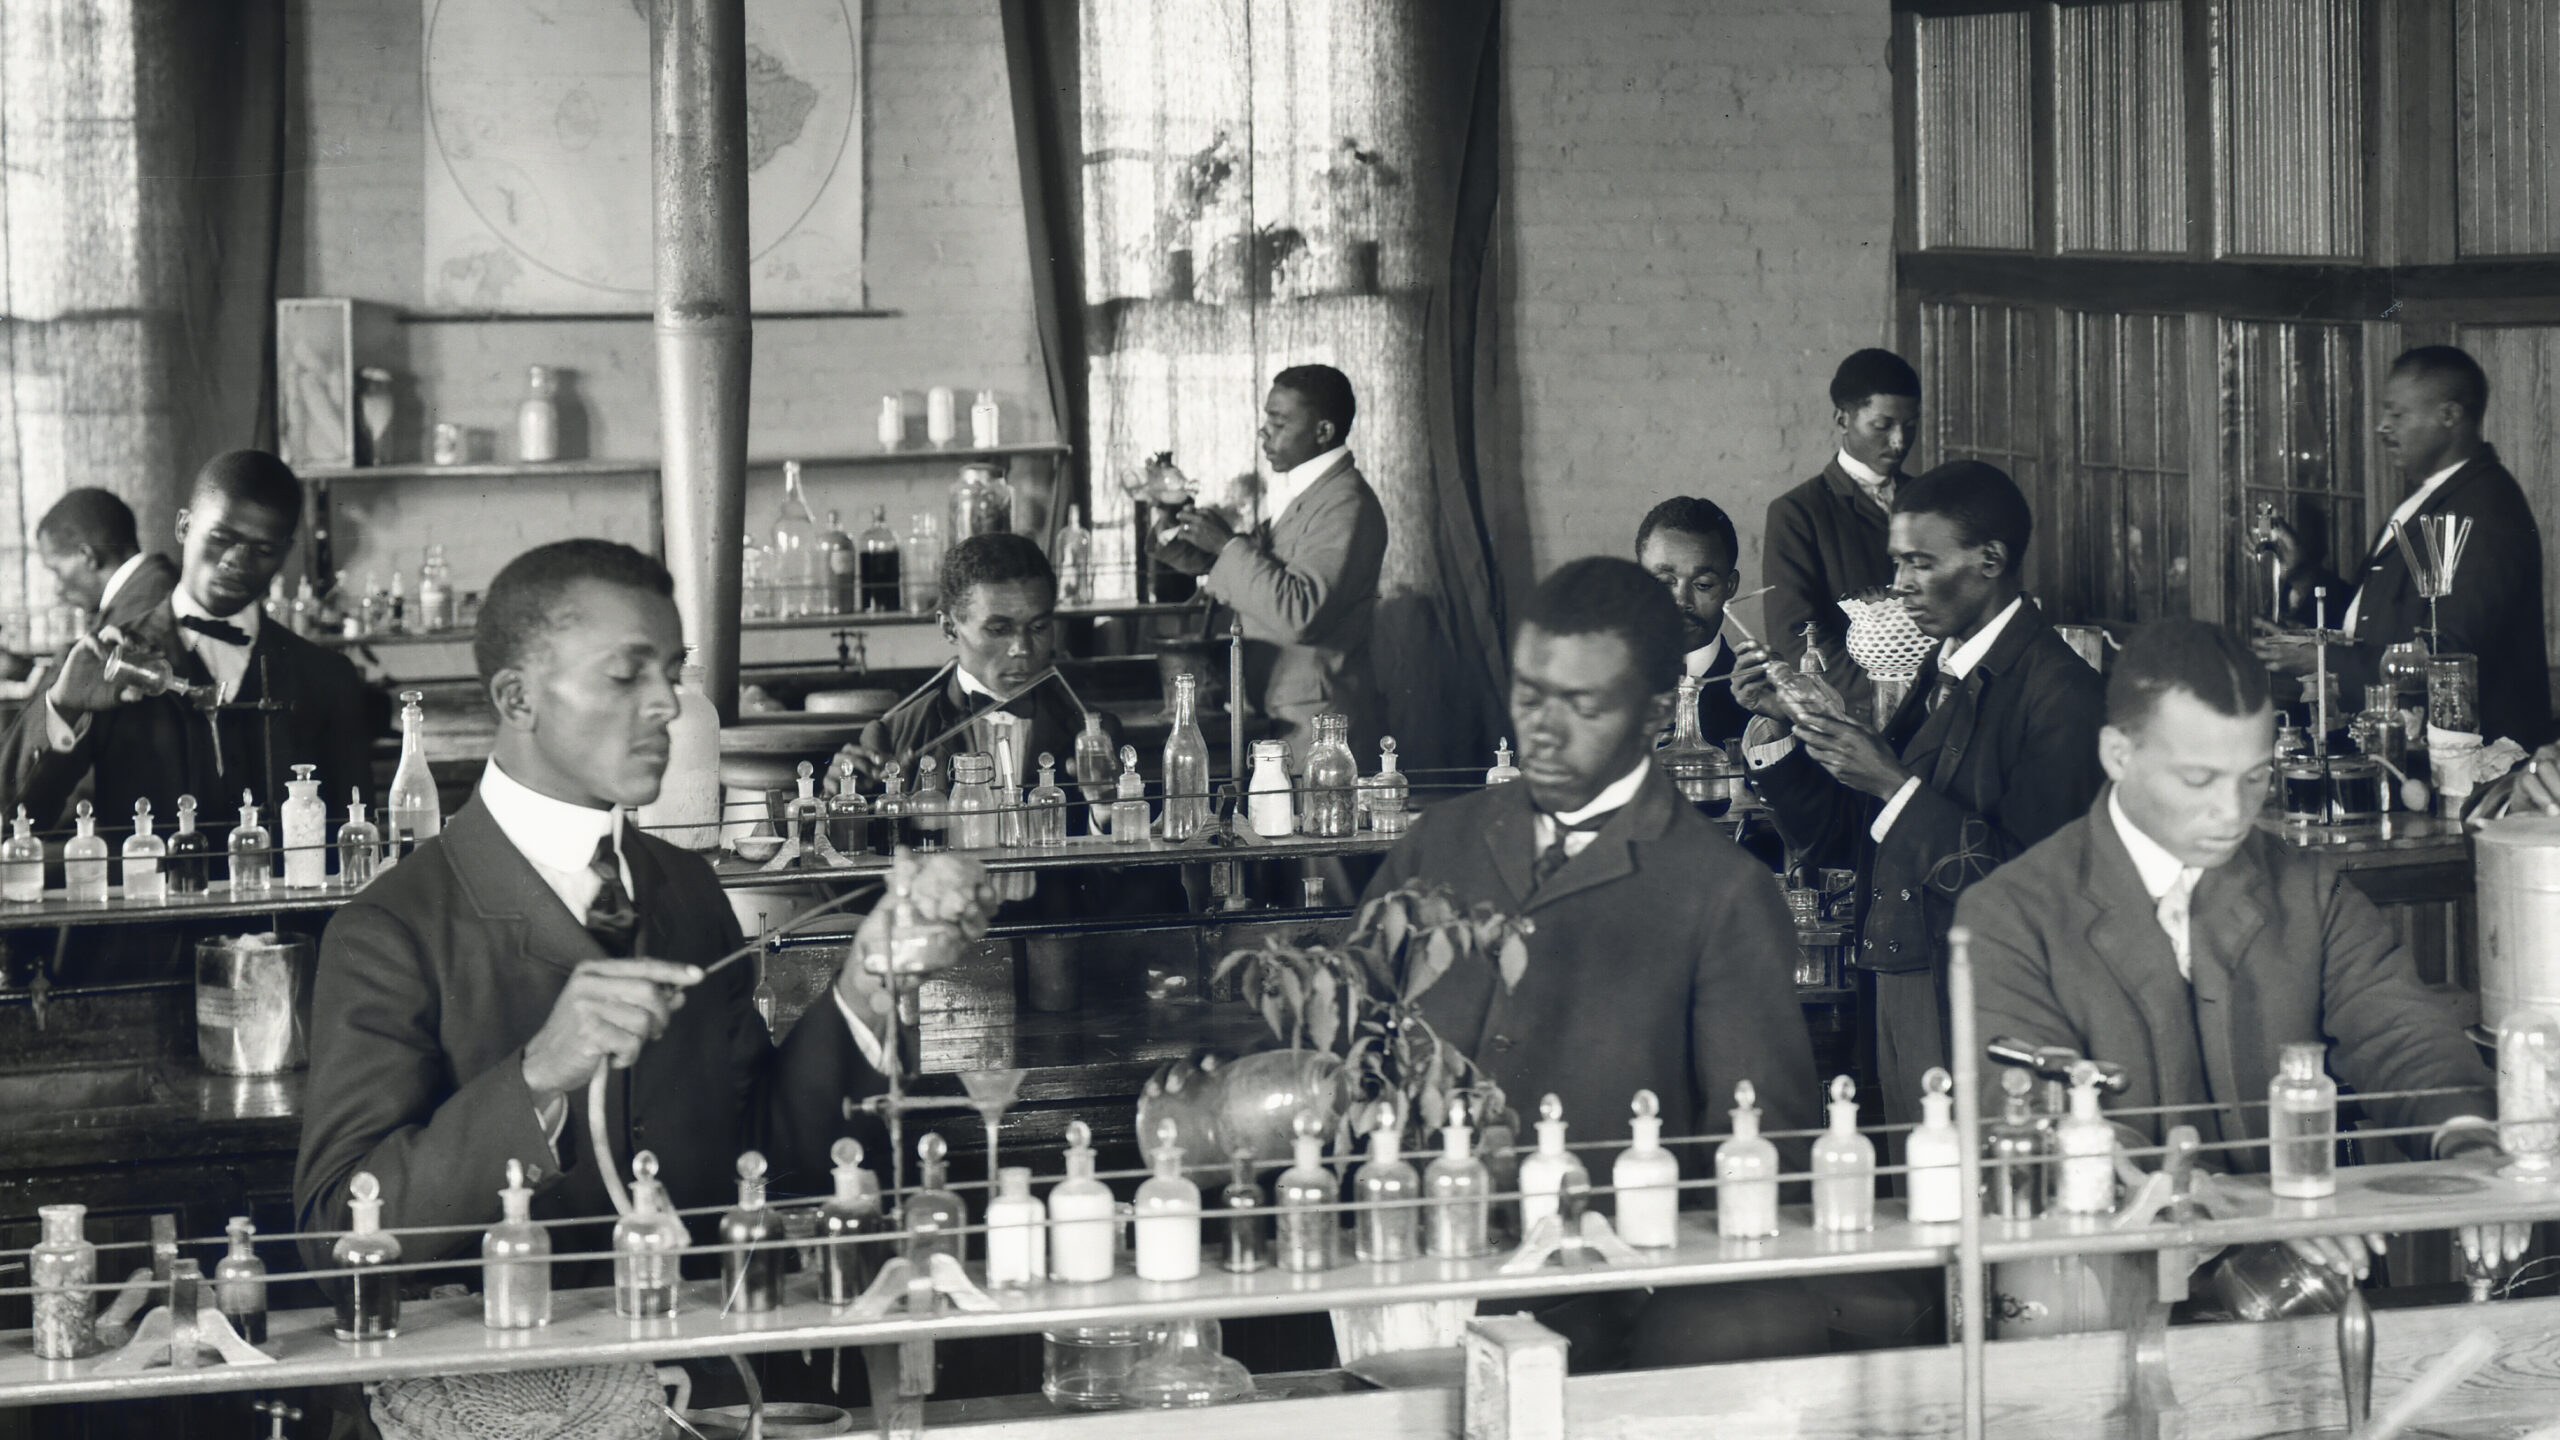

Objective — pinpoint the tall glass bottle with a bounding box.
[332,1172,401,1341]
[1305,714,1359,837]
[63,801,107,903]
[772,460,824,618]
[1612,1090,1680,1249]
[903,512,943,614]
[818,1138,887,1306]
[387,690,440,859]
[227,793,272,895]
[821,508,857,614]
[613,1150,689,1319]
[1134,1119,1202,1282]
[1714,1081,1780,1240]
[1073,713,1116,829]
[1112,745,1151,842]
[1662,675,1721,808]
[859,505,903,613]
[215,1216,268,1345]
[1026,753,1069,847]
[121,799,166,902]
[906,755,949,852]
[904,1132,966,1266]
[338,791,381,888]
[1055,504,1093,606]
[948,752,1001,850]
[987,1166,1047,1288]
[1162,672,1212,840]
[166,796,209,895]
[1424,1099,1493,1259]
[2270,1041,2339,1200]
[482,1158,551,1329]
[1811,1075,1875,1232]
[1275,1111,1338,1272]
[1219,1152,1268,1273]
[1352,1103,1421,1264]
[719,1151,786,1313]
[1359,737,1411,836]
[281,764,327,888]
[417,544,454,633]
[1048,1120,1117,1283]
[30,1203,96,1360]
[1,807,40,904]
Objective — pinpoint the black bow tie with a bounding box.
[179,614,252,647]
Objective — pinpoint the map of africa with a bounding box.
[423,0,864,313]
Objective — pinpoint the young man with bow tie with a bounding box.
[24,450,370,830]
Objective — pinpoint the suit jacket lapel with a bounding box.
[1522,771,1675,914]
[2186,849,2271,1136]
[442,799,610,973]
[1479,783,1539,913]
[2077,803,2229,1143]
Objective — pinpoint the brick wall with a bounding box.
[280,0,1047,597]
[1494,0,1896,619]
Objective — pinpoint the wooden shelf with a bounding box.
[312,599,1195,648]
[301,444,1073,484]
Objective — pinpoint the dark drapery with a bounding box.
[1018,0,1511,776]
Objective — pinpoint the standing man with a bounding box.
[1739,460,2106,1123]
[1636,497,1751,746]
[1763,350,1922,703]
[23,450,370,830]
[2262,345,2550,749]
[3,490,178,813]
[1162,364,1389,758]
[1959,619,2525,1279]
[1362,556,1822,1368]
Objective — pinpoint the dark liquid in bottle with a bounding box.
[333,1268,399,1341]
[859,551,902,613]
[165,833,209,894]
[220,1298,267,1345]
[2281,769,2327,823]
[2328,770,2382,823]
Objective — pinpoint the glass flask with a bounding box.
[1161,672,1212,840]
[1304,713,1359,838]
[2269,1041,2339,1199]
[121,799,165,903]
[1124,1317,1253,1409]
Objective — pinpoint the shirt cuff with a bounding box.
[1870,776,1924,842]
[834,986,891,1074]
[2430,1114,2499,1159]
[42,696,80,753]
[1741,716,1797,770]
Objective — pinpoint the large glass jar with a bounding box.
[30,1204,96,1360]
[947,752,1000,851]
[2426,652,2481,737]
[1304,714,1359,838]
[948,464,1015,540]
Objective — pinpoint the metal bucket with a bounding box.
[195,934,313,1076]
[2476,815,2560,1032]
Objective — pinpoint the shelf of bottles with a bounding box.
[0,1003,2546,1410]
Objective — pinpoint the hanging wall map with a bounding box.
[422,0,864,314]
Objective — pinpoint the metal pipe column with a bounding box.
[651,0,752,718]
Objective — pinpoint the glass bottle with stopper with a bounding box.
[788,761,832,852]
[1161,671,1212,841]
[2499,1011,2560,1180]
[2053,1061,2118,1216]
[822,509,857,614]
[1275,1111,1339,1272]
[1134,1119,1202,1282]
[869,772,908,857]
[1662,676,1728,816]
[1112,744,1151,842]
[1811,1075,1875,1232]
[1485,738,1522,786]
[332,1172,401,1341]
[0,807,40,903]
[1049,1119,1118,1283]
[1219,1151,1268,1272]
[904,1132,965,1266]
[63,801,107,903]
[1026,753,1069,847]
[1424,1098,1493,1259]
[338,791,381,888]
[613,1150,689,1319]
[166,796,209,895]
[1353,1101,1421,1263]
[987,1165,1046,1288]
[947,753,1000,851]
[719,1151,786,1313]
[1613,1090,1680,1249]
[1714,1081,1780,1239]
[906,754,949,852]
[1906,1068,1965,1224]
[387,689,440,857]
[1518,1094,1588,1235]
[819,1138,887,1305]
[1073,712,1115,826]
[1055,504,1093,605]
[1359,737,1411,836]
[482,1157,551,1329]
[2269,1041,2338,1200]
[215,1216,267,1345]
[1986,1067,2048,1220]
[30,1203,96,1360]
[825,759,869,855]
[281,764,327,888]
[1305,713,1359,838]
[121,799,165,902]
[228,792,272,895]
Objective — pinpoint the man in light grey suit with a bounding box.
[1165,364,1389,759]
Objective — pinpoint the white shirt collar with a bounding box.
[955,665,1001,701]
[96,553,148,613]
[1939,595,2026,681]
[1835,448,1898,511]
[2379,457,2470,544]
[1554,755,1652,827]
[477,758,623,878]
[1266,445,1351,524]
[170,581,261,649]
[1683,637,1725,679]
[2107,786,2194,900]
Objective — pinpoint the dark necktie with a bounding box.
[1530,811,1617,892]
[583,834,639,957]
[1927,668,1960,713]
[179,613,252,647]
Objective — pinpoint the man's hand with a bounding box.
[1793,711,1911,799]
[2283,1231,2387,1281]
[2434,1126,2536,1271]
[519,958,700,1099]
[47,636,132,717]
[1726,640,1795,723]
[1165,505,1238,559]
[2513,743,2560,816]
[830,741,893,786]
[834,852,998,1022]
[2250,633,2318,678]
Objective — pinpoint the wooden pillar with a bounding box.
[650,0,751,718]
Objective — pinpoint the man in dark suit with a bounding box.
[24,451,369,830]
[1958,619,2525,1277]
[2262,345,2551,749]
[295,539,992,1271]
[1740,461,2106,1125]
[1163,364,1389,759]
[1763,350,1921,704]
[1636,496,1751,746]
[1363,557,1824,1368]
[3,489,178,813]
